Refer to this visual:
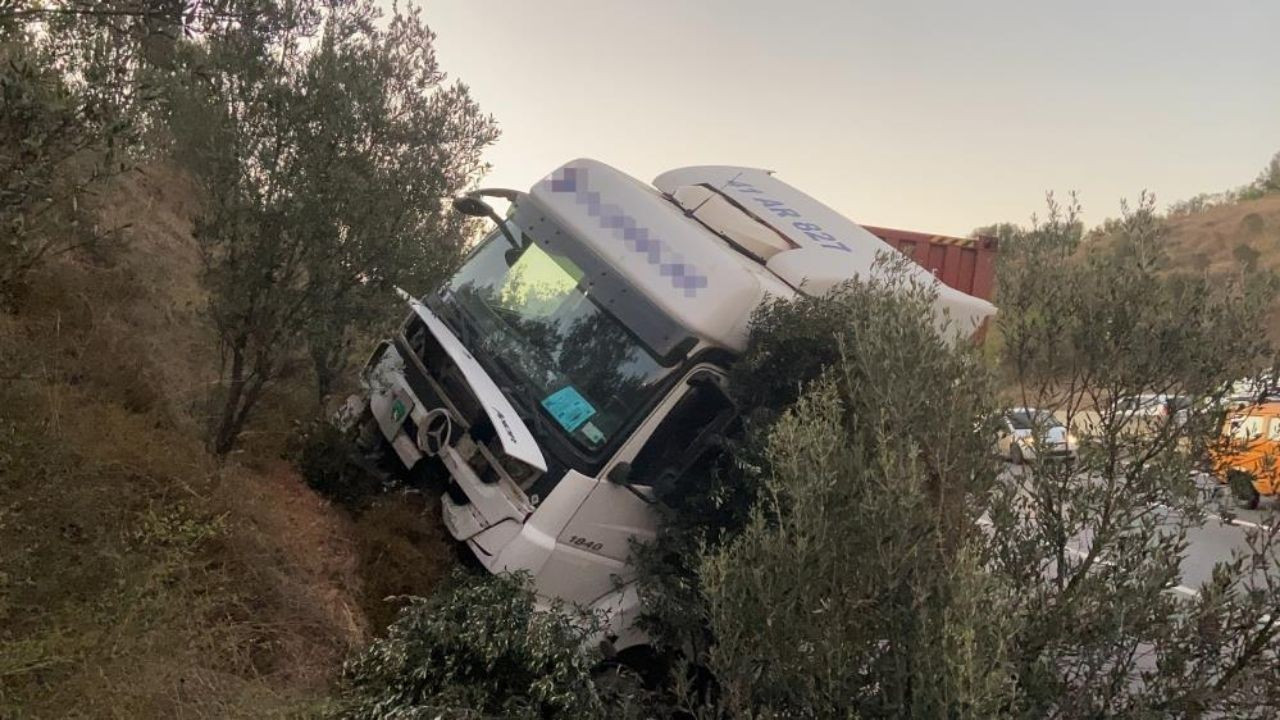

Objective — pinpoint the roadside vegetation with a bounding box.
[607,196,1280,717]
[2,1,484,716]
[324,190,1280,718]
[4,1,1280,718]
[178,0,495,453]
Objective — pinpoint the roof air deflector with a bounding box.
[667,184,798,262]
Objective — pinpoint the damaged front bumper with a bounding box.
[356,338,535,544]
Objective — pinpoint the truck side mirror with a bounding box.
[608,461,656,505]
[607,462,633,486]
[453,195,495,217]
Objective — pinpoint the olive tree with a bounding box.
[182,0,497,453]
[0,3,145,306]
[0,1,266,306]
[986,192,1280,717]
[335,571,659,720]
[695,273,1010,719]
[639,196,1280,718]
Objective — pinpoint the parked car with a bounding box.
[997,408,1077,464]
[1224,376,1280,412]
[1115,393,1191,437]
[1210,402,1280,509]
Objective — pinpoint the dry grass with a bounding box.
[1163,194,1280,340]
[1164,194,1280,273]
[348,493,458,632]
[0,164,455,717]
[0,381,362,718]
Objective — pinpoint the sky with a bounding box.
[406,0,1279,236]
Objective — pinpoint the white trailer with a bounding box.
[344,159,995,653]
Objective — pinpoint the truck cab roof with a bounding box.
[525,158,996,354]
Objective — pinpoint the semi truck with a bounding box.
[339,159,997,654]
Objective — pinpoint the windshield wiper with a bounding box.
[439,297,556,441]
[485,352,556,441]
[431,295,478,349]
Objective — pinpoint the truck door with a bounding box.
[558,368,737,565]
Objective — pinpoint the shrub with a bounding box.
[701,285,1005,717]
[335,571,606,720]
[1234,242,1262,271]
[1241,212,1266,236]
[640,193,1280,718]
[292,420,388,507]
[0,38,128,305]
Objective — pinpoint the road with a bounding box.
[1002,465,1280,598]
[1176,473,1278,594]
[1040,407,1280,594]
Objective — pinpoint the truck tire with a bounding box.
[1244,486,1261,511]
[353,408,384,455]
[593,646,666,692]
[1227,469,1261,510]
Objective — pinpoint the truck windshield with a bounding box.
[441,226,677,453]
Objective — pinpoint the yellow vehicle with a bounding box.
[1211,402,1280,509]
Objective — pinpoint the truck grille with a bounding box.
[401,317,485,427]
[398,315,521,488]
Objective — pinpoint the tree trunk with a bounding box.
[212,344,247,455]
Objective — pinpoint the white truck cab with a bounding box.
[344,159,995,652]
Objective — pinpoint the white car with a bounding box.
[1116,393,1191,436]
[1225,377,1280,411]
[997,408,1077,464]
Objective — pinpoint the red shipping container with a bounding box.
[862,225,999,302]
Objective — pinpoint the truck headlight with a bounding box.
[504,456,541,486]
[480,436,541,488]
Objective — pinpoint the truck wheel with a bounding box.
[354,409,384,455]
[594,646,667,692]
[1243,486,1261,510]
[591,658,647,700]
[1227,469,1261,510]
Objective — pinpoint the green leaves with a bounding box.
[336,571,606,720]
[990,193,1280,717]
[0,33,132,305]
[642,194,1280,717]
[183,0,498,452]
[698,274,1006,718]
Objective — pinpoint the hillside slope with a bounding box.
[1164,193,1280,274]
[1162,193,1280,339]
[0,165,452,717]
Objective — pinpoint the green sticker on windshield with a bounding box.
[541,386,596,433]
